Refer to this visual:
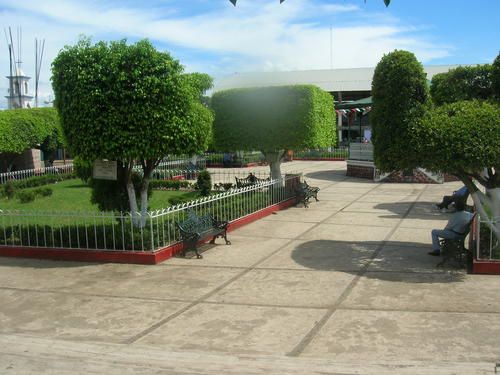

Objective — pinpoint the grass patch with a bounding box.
[0,179,201,225]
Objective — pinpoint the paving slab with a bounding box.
[302,309,500,363]
[324,211,401,227]
[357,194,415,203]
[257,239,378,271]
[388,227,434,247]
[343,201,412,215]
[300,223,392,242]
[165,235,290,268]
[137,303,326,355]
[313,192,365,202]
[341,272,500,313]
[0,289,187,343]
[64,265,243,301]
[260,207,335,223]
[399,216,449,229]
[206,269,355,308]
[232,219,317,239]
[368,245,448,273]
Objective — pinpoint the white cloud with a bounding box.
[0,0,451,108]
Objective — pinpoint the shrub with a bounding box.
[148,179,192,191]
[9,173,75,190]
[17,190,36,203]
[35,187,53,197]
[196,170,212,196]
[3,182,16,199]
[73,156,93,183]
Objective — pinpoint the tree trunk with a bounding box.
[139,177,150,228]
[263,150,285,182]
[461,177,500,241]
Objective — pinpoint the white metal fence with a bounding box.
[475,216,500,261]
[0,165,74,184]
[0,174,300,252]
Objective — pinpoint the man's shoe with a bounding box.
[428,250,441,256]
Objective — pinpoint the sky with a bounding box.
[0,0,499,108]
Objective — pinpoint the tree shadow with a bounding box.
[291,239,466,283]
[304,170,357,182]
[374,201,450,220]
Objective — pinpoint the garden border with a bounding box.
[0,197,296,264]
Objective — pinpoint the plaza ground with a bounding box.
[0,161,499,374]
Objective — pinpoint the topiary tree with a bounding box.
[371,50,430,172]
[430,65,493,106]
[416,100,500,239]
[211,85,335,180]
[373,50,500,241]
[0,107,63,172]
[52,38,213,226]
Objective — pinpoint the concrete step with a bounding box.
[0,334,496,375]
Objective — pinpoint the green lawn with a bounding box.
[0,179,199,213]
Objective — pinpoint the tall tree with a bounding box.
[52,39,213,226]
[0,108,62,172]
[212,85,335,180]
[430,65,493,106]
[371,50,430,172]
[372,50,500,241]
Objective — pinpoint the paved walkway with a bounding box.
[1,161,499,374]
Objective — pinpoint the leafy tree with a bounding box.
[430,65,493,106]
[371,50,430,172]
[212,85,335,180]
[0,108,63,172]
[416,100,500,239]
[52,39,213,226]
[373,51,500,241]
[492,53,500,99]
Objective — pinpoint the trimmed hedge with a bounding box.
[371,50,430,172]
[149,179,192,190]
[212,85,336,152]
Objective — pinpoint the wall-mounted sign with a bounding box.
[93,160,117,181]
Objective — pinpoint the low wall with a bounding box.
[0,198,297,265]
[346,160,374,179]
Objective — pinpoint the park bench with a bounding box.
[176,209,231,259]
[437,214,475,269]
[295,180,320,208]
[235,174,270,188]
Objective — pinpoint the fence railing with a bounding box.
[0,165,74,184]
[475,215,500,261]
[0,174,300,252]
[293,147,349,160]
[349,143,373,161]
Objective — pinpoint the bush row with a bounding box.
[16,187,53,203]
[1,173,74,200]
[149,179,192,190]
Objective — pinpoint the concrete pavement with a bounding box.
[1,161,499,374]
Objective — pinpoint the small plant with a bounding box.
[196,170,212,196]
[16,190,36,203]
[3,182,16,200]
[34,187,53,197]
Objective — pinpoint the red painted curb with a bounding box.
[0,198,297,265]
[472,259,500,275]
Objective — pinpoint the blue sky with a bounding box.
[0,0,499,108]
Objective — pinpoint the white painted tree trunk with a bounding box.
[139,178,150,228]
[471,187,500,241]
[264,151,284,182]
[126,180,140,227]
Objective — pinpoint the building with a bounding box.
[214,65,464,145]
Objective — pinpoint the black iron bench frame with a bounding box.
[437,214,475,269]
[295,180,320,208]
[177,210,231,259]
[235,175,270,188]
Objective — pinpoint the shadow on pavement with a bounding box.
[291,239,466,283]
[0,257,97,268]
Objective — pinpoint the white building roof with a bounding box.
[213,65,472,93]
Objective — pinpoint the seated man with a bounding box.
[436,185,469,210]
[429,200,473,256]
